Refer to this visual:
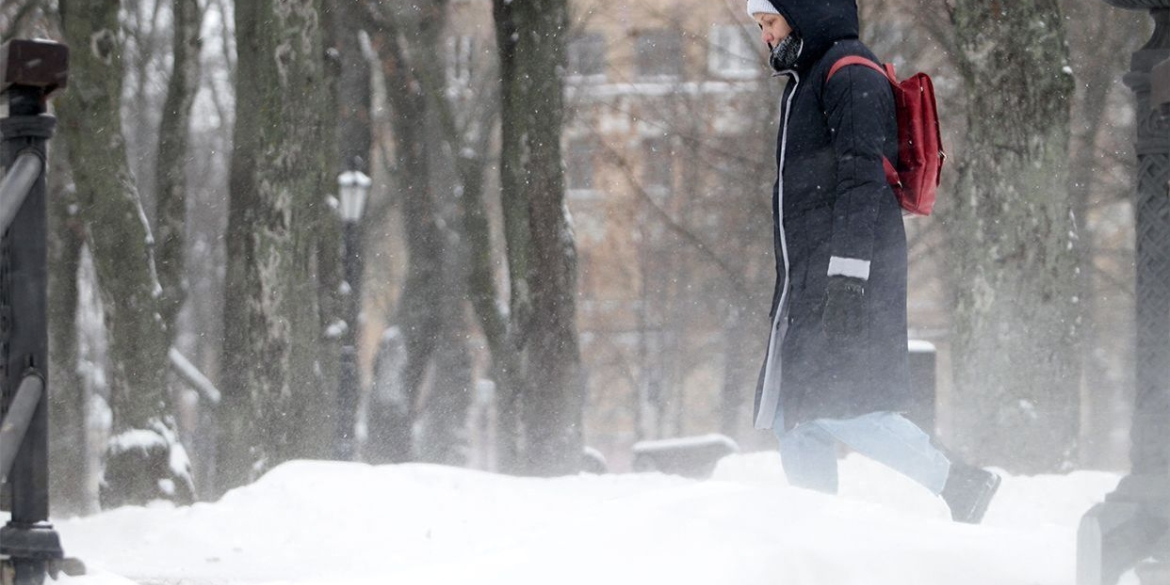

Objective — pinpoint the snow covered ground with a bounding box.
[52,451,1125,585]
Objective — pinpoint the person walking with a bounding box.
[746,0,1000,523]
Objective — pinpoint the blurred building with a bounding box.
[435,0,777,471]
[557,1,775,469]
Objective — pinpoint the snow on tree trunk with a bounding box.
[46,139,93,515]
[57,0,193,507]
[218,0,326,493]
[947,0,1080,473]
[494,0,585,476]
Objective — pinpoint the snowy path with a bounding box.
[53,453,1122,585]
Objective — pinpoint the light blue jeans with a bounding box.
[773,407,951,495]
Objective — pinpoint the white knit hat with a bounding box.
[746,0,780,17]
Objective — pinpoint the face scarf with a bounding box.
[769,34,803,73]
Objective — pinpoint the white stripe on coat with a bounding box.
[754,71,800,431]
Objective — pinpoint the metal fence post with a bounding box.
[0,39,70,585]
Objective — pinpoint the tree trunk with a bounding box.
[284,0,339,464]
[493,0,583,476]
[417,318,473,465]
[57,0,193,507]
[417,134,477,465]
[458,145,526,470]
[124,0,165,218]
[416,12,515,473]
[336,3,373,175]
[218,0,325,493]
[364,2,447,464]
[491,0,532,474]
[46,139,92,515]
[154,0,202,342]
[947,0,1080,473]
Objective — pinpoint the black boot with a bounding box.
[940,463,1001,524]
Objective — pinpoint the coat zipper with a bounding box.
[755,72,800,430]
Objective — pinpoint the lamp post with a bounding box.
[1078,3,1170,585]
[336,169,371,461]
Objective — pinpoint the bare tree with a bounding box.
[946,0,1081,473]
[493,0,585,475]
[288,0,343,466]
[360,0,486,466]
[363,1,448,463]
[155,0,203,341]
[57,0,193,507]
[217,0,329,493]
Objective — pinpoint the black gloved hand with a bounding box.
[822,275,866,341]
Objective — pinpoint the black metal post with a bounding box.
[1155,57,1170,116]
[1123,4,1170,483]
[0,154,43,231]
[1078,5,1170,585]
[336,219,363,460]
[0,376,46,485]
[0,39,69,585]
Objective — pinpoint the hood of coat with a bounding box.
[766,0,860,73]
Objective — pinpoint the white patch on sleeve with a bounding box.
[828,256,871,280]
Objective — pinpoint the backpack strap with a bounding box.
[827,56,901,188]
[827,56,896,84]
[881,157,900,188]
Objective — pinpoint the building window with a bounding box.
[708,24,759,79]
[568,32,607,79]
[635,29,683,79]
[446,35,475,88]
[642,137,673,195]
[566,138,596,193]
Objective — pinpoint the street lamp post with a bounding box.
[1078,4,1170,585]
[336,169,371,461]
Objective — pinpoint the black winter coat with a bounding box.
[752,0,912,431]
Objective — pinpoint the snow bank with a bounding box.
[53,452,1121,585]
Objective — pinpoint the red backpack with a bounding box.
[826,57,946,217]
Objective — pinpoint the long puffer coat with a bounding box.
[753,0,912,431]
